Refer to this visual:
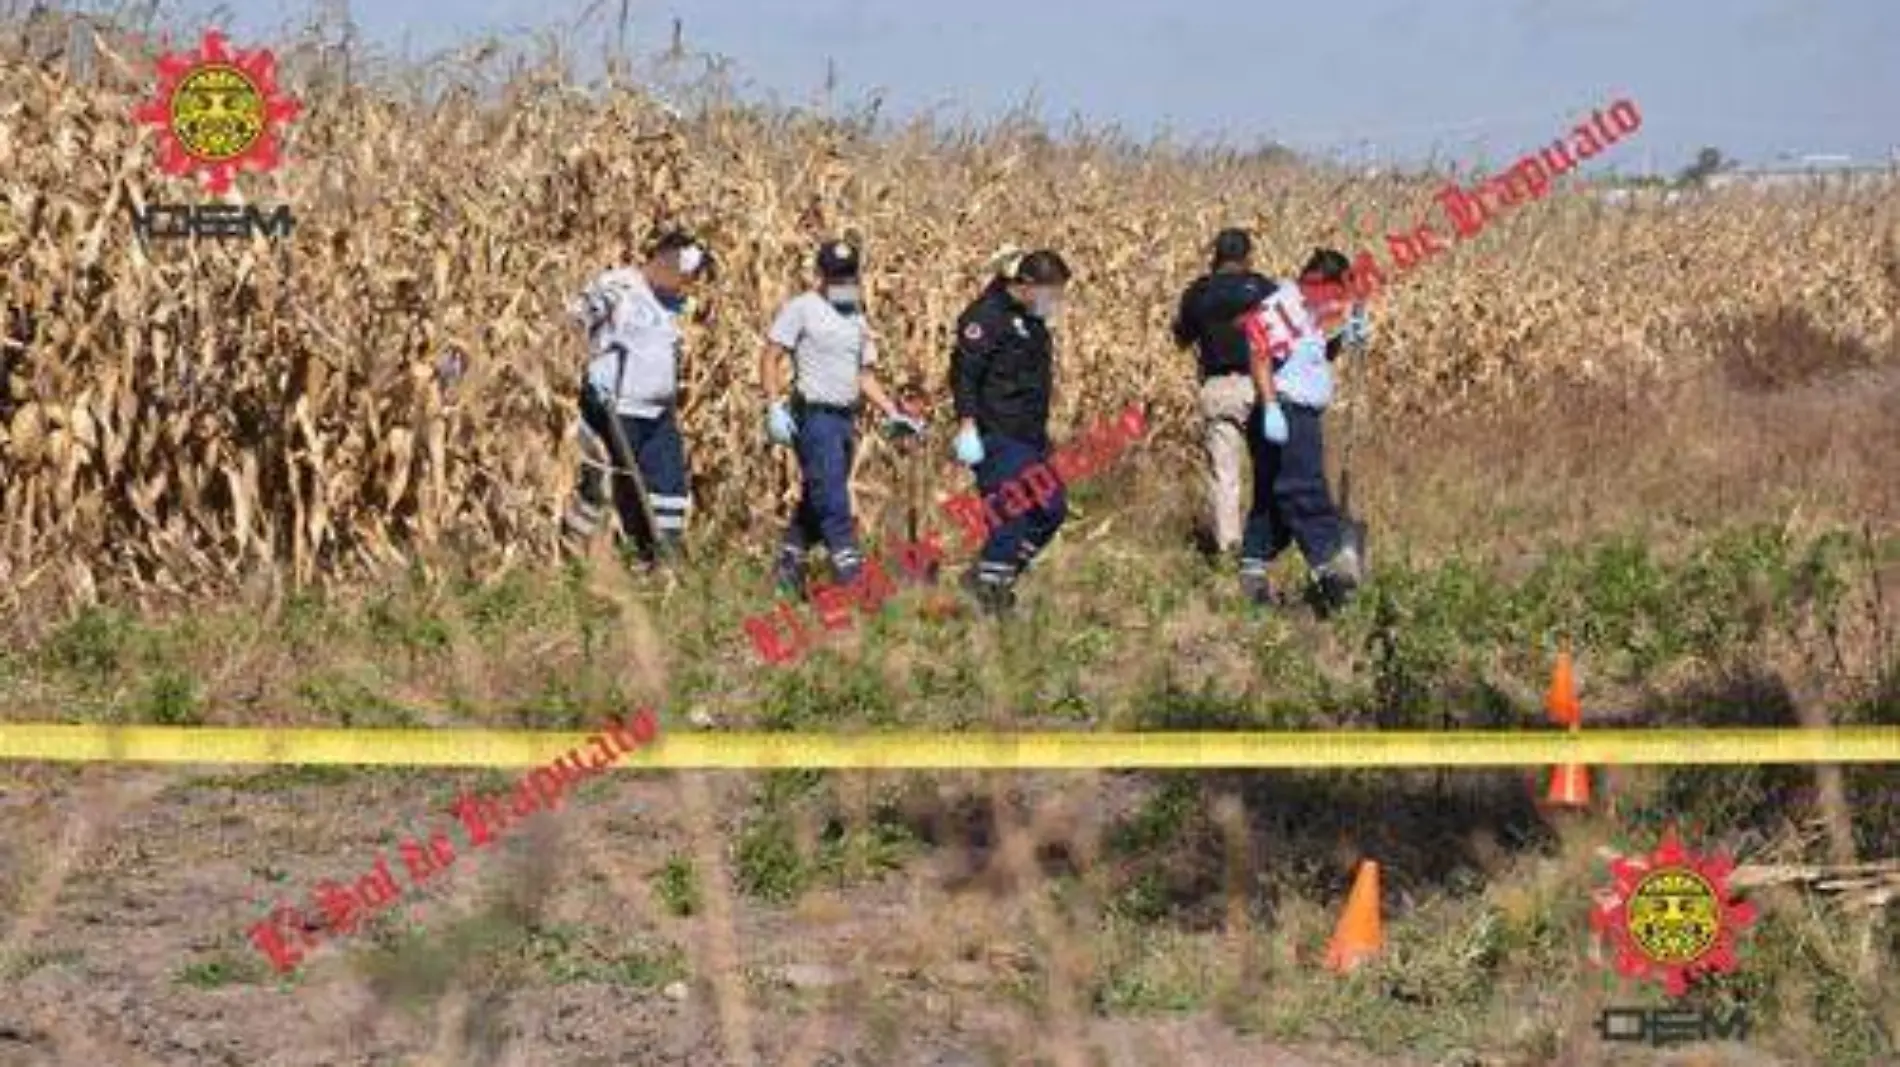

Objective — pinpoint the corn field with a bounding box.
[3,11,1897,613]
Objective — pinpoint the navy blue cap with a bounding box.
[816,239,860,279]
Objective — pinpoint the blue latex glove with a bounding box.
[953,424,985,466]
[767,400,797,446]
[1341,306,1372,348]
[1261,401,1290,445]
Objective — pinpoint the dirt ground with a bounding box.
[0,761,1811,1067]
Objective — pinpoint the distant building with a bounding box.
[1704,157,1897,191]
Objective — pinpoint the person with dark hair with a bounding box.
[948,247,1074,615]
[1171,227,1277,559]
[561,228,717,564]
[1234,246,1370,610]
[761,238,925,598]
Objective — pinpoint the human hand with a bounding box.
[1341,306,1371,348]
[1261,402,1289,445]
[767,400,797,446]
[953,424,985,466]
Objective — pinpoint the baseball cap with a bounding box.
[1009,249,1072,286]
[816,239,860,279]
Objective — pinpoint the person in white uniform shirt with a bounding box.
[562,229,716,563]
[761,238,923,598]
[1237,247,1369,610]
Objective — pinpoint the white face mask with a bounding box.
[824,283,862,312]
[1028,289,1063,322]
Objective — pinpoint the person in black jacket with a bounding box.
[947,248,1073,616]
[1171,228,1276,560]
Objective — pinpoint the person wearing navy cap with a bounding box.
[761,238,924,598]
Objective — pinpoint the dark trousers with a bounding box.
[779,406,863,581]
[574,391,690,561]
[1241,402,1342,573]
[974,433,1068,579]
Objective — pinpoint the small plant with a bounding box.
[654,855,701,917]
[43,606,131,676]
[176,954,261,989]
[736,814,807,905]
[140,668,201,725]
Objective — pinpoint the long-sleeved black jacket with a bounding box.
[949,280,1054,444]
[1171,269,1276,380]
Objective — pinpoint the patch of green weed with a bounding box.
[654,855,700,917]
[139,668,201,725]
[736,813,807,904]
[176,953,265,989]
[42,606,134,677]
[293,672,417,727]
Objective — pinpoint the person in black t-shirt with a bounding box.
[1171,228,1275,560]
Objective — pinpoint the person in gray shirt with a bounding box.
[762,238,923,598]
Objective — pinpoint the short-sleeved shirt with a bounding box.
[768,292,878,408]
[577,267,683,418]
[1247,282,1335,410]
[1172,270,1275,380]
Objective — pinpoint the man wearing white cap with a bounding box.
[563,229,717,563]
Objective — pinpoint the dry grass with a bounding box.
[3,8,1896,619]
[4,6,1900,1067]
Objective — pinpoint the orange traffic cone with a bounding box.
[1544,761,1592,809]
[1545,642,1581,727]
[1324,860,1384,973]
[1539,643,1592,811]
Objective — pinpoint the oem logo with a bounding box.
[1589,828,1758,1046]
[129,29,300,241]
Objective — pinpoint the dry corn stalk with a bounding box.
[2,15,1896,610]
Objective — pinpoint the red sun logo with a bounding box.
[1589,826,1757,997]
[133,30,301,194]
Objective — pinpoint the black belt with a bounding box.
[793,396,857,418]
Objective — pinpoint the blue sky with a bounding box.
[180,0,1894,173]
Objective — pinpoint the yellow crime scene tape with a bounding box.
[2,723,1899,769]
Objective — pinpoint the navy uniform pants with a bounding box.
[567,389,690,562]
[974,433,1068,586]
[1240,401,1342,576]
[778,405,864,583]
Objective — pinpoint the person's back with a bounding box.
[773,290,876,409]
[1174,269,1275,381]
[1178,228,1275,558]
[579,266,683,419]
[1250,280,1335,411]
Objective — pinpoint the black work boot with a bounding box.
[1312,544,1363,614]
[832,546,865,589]
[1238,562,1274,607]
[961,565,1018,618]
[774,547,808,601]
